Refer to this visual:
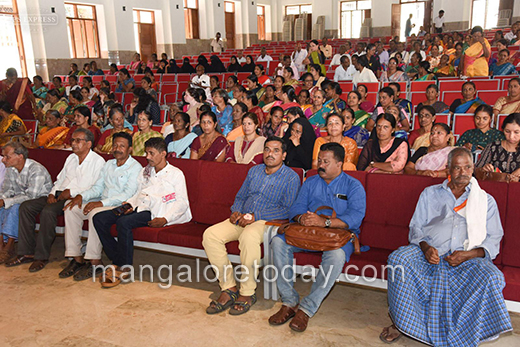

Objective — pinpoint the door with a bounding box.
[257,5,265,41]
[391,4,401,39]
[225,1,235,48]
[138,24,157,63]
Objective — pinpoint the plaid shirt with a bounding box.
[0,159,52,209]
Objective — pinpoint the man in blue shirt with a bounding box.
[61,132,141,281]
[269,142,366,332]
[203,137,300,316]
[380,148,512,345]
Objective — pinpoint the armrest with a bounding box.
[265,219,289,226]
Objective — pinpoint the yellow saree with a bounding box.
[463,39,491,77]
[36,126,70,148]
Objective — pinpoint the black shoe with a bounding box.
[59,259,85,278]
[73,262,103,281]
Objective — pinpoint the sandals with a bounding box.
[59,259,85,278]
[100,267,129,289]
[379,325,402,344]
[206,289,239,315]
[5,255,34,267]
[0,250,15,264]
[229,293,257,316]
[29,260,49,273]
[74,262,103,281]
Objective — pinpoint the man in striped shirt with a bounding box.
[203,137,301,316]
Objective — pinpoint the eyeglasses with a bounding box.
[418,114,433,119]
[70,138,86,143]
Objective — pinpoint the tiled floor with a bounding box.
[1,237,518,346]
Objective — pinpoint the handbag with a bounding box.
[277,206,361,254]
[474,168,512,183]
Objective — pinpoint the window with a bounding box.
[225,1,234,13]
[184,0,199,39]
[340,1,371,39]
[65,3,100,58]
[0,0,26,76]
[285,4,312,16]
[471,0,500,29]
[257,5,265,41]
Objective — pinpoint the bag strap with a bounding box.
[314,206,337,219]
[350,233,361,255]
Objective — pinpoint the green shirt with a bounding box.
[456,128,505,152]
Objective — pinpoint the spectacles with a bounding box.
[70,138,87,143]
[418,114,433,119]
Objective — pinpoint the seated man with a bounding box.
[269,142,366,332]
[333,56,356,82]
[203,137,300,315]
[93,137,192,288]
[380,147,513,345]
[61,132,141,280]
[0,142,52,263]
[6,128,105,272]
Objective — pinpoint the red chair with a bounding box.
[358,82,380,93]
[133,74,145,83]
[442,91,461,105]
[114,92,124,103]
[366,92,378,104]
[452,114,475,137]
[163,93,177,104]
[410,92,427,107]
[496,114,509,129]
[411,113,450,130]
[382,81,406,93]
[495,75,518,89]
[471,79,500,91]
[439,80,465,93]
[160,109,169,123]
[410,81,433,92]
[92,76,104,84]
[478,90,508,106]
[161,75,176,83]
[105,75,117,84]
[339,82,354,93]
[177,74,192,82]
[236,72,250,82]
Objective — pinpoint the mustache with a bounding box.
[265,156,274,160]
[113,151,123,156]
[318,168,325,173]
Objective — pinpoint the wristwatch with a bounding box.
[325,218,331,228]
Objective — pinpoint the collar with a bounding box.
[441,179,472,194]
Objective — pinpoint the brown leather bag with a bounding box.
[474,168,512,183]
[277,206,361,254]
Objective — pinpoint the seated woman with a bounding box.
[184,87,205,128]
[426,45,441,69]
[191,111,229,162]
[0,101,27,146]
[273,75,285,96]
[211,88,233,136]
[227,56,242,72]
[165,112,198,159]
[32,75,48,108]
[210,76,220,93]
[258,85,277,110]
[347,91,370,128]
[312,113,358,170]
[95,106,133,154]
[476,113,520,181]
[297,89,312,112]
[254,64,271,86]
[357,113,409,174]
[180,58,196,74]
[380,57,407,82]
[226,102,247,141]
[414,61,437,81]
[416,84,449,114]
[82,76,99,101]
[494,77,520,117]
[274,85,300,111]
[262,106,284,138]
[282,116,316,170]
[132,110,163,156]
[433,54,455,77]
[242,90,265,127]
[490,49,518,76]
[405,52,422,80]
[303,40,326,75]
[323,82,346,114]
[405,123,454,178]
[127,88,161,124]
[448,81,485,116]
[35,110,69,149]
[283,67,299,87]
[115,68,135,93]
[309,63,328,90]
[40,89,69,123]
[357,84,375,113]
[385,105,408,140]
[225,113,266,165]
[367,86,410,132]
[80,87,96,108]
[140,76,158,101]
[240,55,256,73]
[64,105,102,148]
[305,90,332,133]
[408,105,436,150]
[456,104,505,152]
[343,108,369,147]
[245,74,265,101]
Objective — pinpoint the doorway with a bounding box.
[400,2,425,41]
[133,10,157,63]
[0,0,27,77]
[225,2,235,49]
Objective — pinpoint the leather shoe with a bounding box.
[269,305,298,326]
[289,309,309,332]
[29,260,48,273]
[59,259,84,278]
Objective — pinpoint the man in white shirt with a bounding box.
[257,47,273,63]
[330,45,351,66]
[433,10,445,33]
[210,32,224,53]
[65,75,81,97]
[407,41,426,64]
[15,128,105,273]
[390,42,410,63]
[352,55,379,87]
[376,42,389,68]
[61,131,142,280]
[334,56,357,82]
[291,42,308,73]
[93,137,192,288]
[191,64,211,100]
[275,55,300,80]
[352,42,366,58]
[320,37,333,59]
[504,22,519,43]
[237,51,246,64]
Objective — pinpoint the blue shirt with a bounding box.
[409,180,503,259]
[116,78,135,93]
[211,105,233,136]
[80,156,142,206]
[231,164,300,221]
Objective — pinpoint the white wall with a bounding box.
[433,0,472,24]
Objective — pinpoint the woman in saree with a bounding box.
[380,57,407,82]
[433,54,455,77]
[405,123,454,178]
[282,67,300,87]
[489,49,518,76]
[0,100,27,146]
[297,89,312,113]
[32,75,48,108]
[493,77,520,117]
[405,52,422,80]
[448,81,485,117]
[258,85,277,110]
[308,64,327,90]
[459,26,491,77]
[303,40,326,75]
[323,82,346,114]
[39,89,69,124]
[414,61,437,81]
[416,84,449,114]
[271,85,300,111]
[35,110,69,149]
[426,45,442,69]
[357,84,375,113]
[312,113,358,170]
[347,90,370,128]
[357,113,409,174]
[456,104,505,152]
[132,110,163,156]
[305,90,332,133]
[64,105,101,148]
[342,107,369,147]
[245,74,265,101]
[95,106,133,154]
[262,106,285,138]
[225,112,266,165]
[408,105,436,150]
[128,53,143,70]
[165,112,198,159]
[226,102,247,142]
[0,68,35,120]
[190,111,229,162]
[283,116,316,170]
[253,64,271,86]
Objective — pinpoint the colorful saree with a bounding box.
[0,113,27,146]
[191,134,229,161]
[453,97,485,114]
[36,126,70,148]
[415,146,454,171]
[353,109,370,128]
[463,39,491,77]
[132,130,163,156]
[0,78,34,119]
[98,128,133,153]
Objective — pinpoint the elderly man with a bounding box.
[0,143,52,263]
[320,37,332,59]
[203,137,300,315]
[333,55,356,82]
[275,55,300,80]
[257,47,273,63]
[0,68,35,120]
[61,131,141,280]
[269,142,366,332]
[6,128,105,272]
[330,44,350,66]
[291,42,308,73]
[380,147,512,345]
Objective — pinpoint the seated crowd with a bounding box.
[0,26,517,345]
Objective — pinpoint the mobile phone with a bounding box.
[112,203,132,216]
[55,190,63,199]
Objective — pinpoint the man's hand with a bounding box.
[0,199,4,208]
[148,217,167,228]
[237,213,255,227]
[47,194,57,204]
[445,250,471,267]
[57,189,71,201]
[300,211,326,227]
[230,212,243,225]
[64,195,83,211]
[421,242,440,264]
[83,201,103,215]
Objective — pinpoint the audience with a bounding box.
[211,88,233,136]
[342,107,369,147]
[416,84,449,114]
[115,68,135,92]
[460,26,491,77]
[132,110,163,156]
[448,81,485,116]
[494,77,520,116]
[225,113,265,165]
[283,110,316,170]
[0,100,27,146]
[456,104,504,152]
[36,110,69,149]
[226,102,247,141]
[408,105,436,150]
[95,106,133,154]
[190,111,229,162]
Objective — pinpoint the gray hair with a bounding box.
[447,147,473,168]
[4,141,28,159]
[73,128,95,148]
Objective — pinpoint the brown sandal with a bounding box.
[379,325,402,344]
[100,267,128,288]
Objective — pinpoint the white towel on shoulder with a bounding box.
[455,177,488,251]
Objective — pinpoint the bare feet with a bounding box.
[380,325,402,344]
